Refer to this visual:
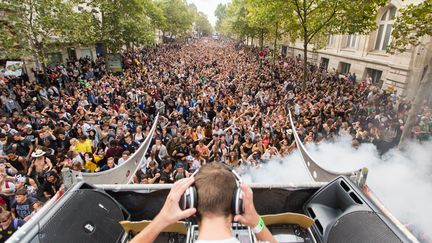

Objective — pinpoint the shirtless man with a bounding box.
[27,149,53,185]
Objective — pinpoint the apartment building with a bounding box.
[280,0,431,98]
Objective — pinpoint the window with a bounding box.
[281,45,288,56]
[365,68,383,84]
[320,58,329,71]
[375,6,397,51]
[47,53,63,67]
[80,48,93,60]
[339,62,351,74]
[346,34,357,48]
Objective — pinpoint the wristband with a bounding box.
[252,216,264,234]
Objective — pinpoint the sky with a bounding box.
[187,0,231,26]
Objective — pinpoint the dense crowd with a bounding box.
[0,38,431,240]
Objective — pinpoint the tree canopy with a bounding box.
[0,0,95,62]
[1,0,213,65]
[218,0,387,87]
[389,0,432,53]
[215,3,227,32]
[158,0,194,37]
[194,12,213,36]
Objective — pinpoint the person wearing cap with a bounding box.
[11,188,37,221]
[172,163,189,182]
[22,124,37,142]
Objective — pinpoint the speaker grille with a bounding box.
[39,190,126,243]
[327,211,403,243]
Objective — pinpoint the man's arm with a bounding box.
[234,184,277,243]
[130,177,196,243]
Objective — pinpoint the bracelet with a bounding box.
[252,216,264,234]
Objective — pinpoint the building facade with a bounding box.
[280,0,431,98]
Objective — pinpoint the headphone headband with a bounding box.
[181,163,244,215]
[192,164,242,185]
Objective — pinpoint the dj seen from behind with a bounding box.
[131,163,276,243]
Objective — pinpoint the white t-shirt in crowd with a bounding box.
[195,238,240,243]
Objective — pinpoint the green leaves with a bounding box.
[158,0,194,37]
[0,0,96,63]
[87,0,165,52]
[195,12,213,36]
[389,0,432,53]
[215,3,227,32]
[1,0,170,60]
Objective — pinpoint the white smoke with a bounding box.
[241,150,313,184]
[244,135,432,239]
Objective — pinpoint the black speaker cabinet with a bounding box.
[11,182,130,243]
[303,176,410,243]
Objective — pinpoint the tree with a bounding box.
[389,0,432,146]
[159,0,194,38]
[245,0,293,61]
[194,12,213,36]
[223,0,258,42]
[284,0,387,89]
[215,3,227,33]
[83,0,165,53]
[0,0,95,67]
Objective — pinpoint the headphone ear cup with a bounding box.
[190,186,197,209]
[180,186,197,210]
[232,187,244,215]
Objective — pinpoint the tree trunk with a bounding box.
[35,43,46,72]
[303,41,308,90]
[259,28,264,49]
[100,9,108,67]
[302,0,308,91]
[398,57,432,147]
[273,21,279,65]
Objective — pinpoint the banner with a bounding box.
[107,54,122,72]
[4,61,23,76]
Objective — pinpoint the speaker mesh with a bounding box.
[327,211,403,243]
[39,190,126,243]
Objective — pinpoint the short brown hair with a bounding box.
[194,163,237,219]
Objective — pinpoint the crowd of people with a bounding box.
[0,38,430,240]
